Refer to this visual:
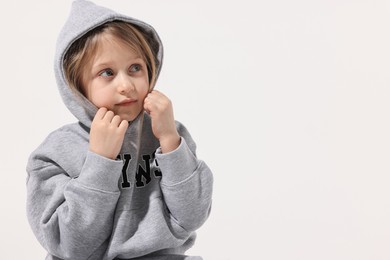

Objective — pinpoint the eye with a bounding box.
[129,64,142,73]
[99,69,114,77]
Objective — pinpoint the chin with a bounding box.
[121,115,136,121]
[119,112,140,122]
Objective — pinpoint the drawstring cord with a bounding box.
[135,110,144,166]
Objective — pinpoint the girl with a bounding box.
[26,1,213,259]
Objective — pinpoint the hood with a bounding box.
[54,0,163,128]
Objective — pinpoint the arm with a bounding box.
[144,90,213,232]
[26,149,122,259]
[156,130,214,232]
[26,108,128,259]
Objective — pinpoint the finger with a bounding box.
[94,107,108,120]
[150,91,169,105]
[147,90,161,99]
[151,90,167,99]
[118,120,129,132]
[144,92,153,102]
[143,101,153,114]
[144,93,159,107]
[111,115,122,126]
[103,110,115,121]
[151,89,161,95]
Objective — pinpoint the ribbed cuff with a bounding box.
[156,137,199,186]
[77,151,123,192]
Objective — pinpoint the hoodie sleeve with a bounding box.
[155,122,213,232]
[26,132,123,260]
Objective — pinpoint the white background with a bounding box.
[1,0,390,259]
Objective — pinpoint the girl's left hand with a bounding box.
[144,90,180,153]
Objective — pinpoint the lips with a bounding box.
[117,98,136,106]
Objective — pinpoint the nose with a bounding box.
[116,72,135,94]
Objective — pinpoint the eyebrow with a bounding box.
[92,63,111,70]
[92,57,144,70]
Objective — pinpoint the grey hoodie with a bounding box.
[26,1,213,259]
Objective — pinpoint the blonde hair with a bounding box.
[63,21,157,96]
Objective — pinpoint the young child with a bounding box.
[26,0,213,259]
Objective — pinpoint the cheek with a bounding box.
[88,88,114,109]
[139,88,149,100]
[137,79,151,99]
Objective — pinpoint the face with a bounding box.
[82,33,149,121]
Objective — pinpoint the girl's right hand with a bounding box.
[89,107,128,160]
